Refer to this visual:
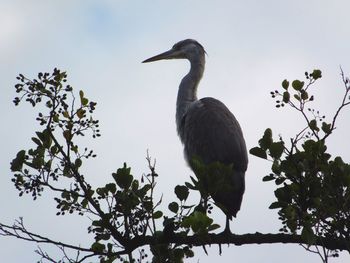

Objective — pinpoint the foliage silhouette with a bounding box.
[1,68,350,262]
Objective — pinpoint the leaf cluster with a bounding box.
[250,69,350,259]
[6,68,350,263]
[11,69,99,204]
[9,69,208,262]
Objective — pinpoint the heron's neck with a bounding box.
[176,57,205,134]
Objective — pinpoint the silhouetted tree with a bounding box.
[1,68,349,262]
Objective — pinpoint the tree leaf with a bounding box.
[269,201,282,209]
[63,130,72,141]
[175,185,189,201]
[207,223,221,232]
[249,147,267,159]
[53,114,59,122]
[292,80,304,91]
[91,242,105,253]
[185,182,196,190]
[282,79,289,90]
[275,177,285,185]
[10,150,26,171]
[79,90,84,101]
[283,91,290,103]
[258,128,273,150]
[301,226,316,245]
[31,137,42,146]
[262,174,275,181]
[77,108,85,119]
[300,90,308,100]
[153,210,163,219]
[321,122,331,134]
[75,158,82,168]
[310,69,322,80]
[105,183,116,194]
[309,119,319,132]
[168,202,179,213]
[269,142,284,159]
[112,163,133,190]
[82,98,89,106]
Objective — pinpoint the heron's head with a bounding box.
[142,39,206,63]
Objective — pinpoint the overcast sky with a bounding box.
[1,0,350,262]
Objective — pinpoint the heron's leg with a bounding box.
[203,196,208,213]
[223,216,231,234]
[199,197,209,255]
[197,195,208,214]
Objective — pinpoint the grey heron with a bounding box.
[143,39,248,231]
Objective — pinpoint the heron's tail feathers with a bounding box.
[212,170,245,219]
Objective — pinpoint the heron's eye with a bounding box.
[173,41,187,50]
[173,44,180,50]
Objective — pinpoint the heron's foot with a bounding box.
[221,217,232,236]
[221,226,232,236]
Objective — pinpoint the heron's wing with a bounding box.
[181,97,248,218]
[181,97,248,172]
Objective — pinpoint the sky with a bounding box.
[1,0,350,262]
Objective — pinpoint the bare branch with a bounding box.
[323,67,350,140]
[0,219,92,253]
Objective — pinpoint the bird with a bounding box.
[142,39,248,232]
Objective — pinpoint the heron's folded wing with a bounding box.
[182,97,248,171]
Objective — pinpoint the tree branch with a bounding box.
[2,218,348,258]
[125,232,349,252]
[86,231,350,258]
[0,219,92,253]
[48,131,127,247]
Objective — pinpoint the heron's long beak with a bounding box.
[142,49,182,63]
